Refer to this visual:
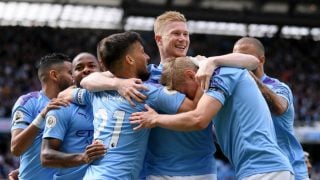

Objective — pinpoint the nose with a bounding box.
[83,66,93,75]
[178,34,186,41]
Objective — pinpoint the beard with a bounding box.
[138,71,151,82]
[59,78,72,91]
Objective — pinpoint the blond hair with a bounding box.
[154,11,187,35]
[160,57,197,90]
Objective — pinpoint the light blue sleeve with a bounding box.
[272,83,293,105]
[146,85,186,114]
[206,67,244,105]
[43,108,69,141]
[11,96,36,130]
[72,88,92,105]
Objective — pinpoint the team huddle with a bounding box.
[10,11,309,180]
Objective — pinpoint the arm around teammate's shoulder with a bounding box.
[130,94,222,131]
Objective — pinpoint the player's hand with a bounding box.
[195,56,217,91]
[83,140,107,164]
[57,85,76,102]
[116,78,149,107]
[40,98,70,117]
[248,71,263,87]
[8,169,19,180]
[129,104,158,131]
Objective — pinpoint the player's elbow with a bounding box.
[192,114,211,130]
[248,55,259,70]
[10,139,25,156]
[11,144,23,156]
[273,107,286,115]
[41,150,53,167]
[79,80,89,90]
[272,103,287,115]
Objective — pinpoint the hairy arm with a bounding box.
[130,94,222,131]
[80,71,148,106]
[41,138,106,168]
[250,72,288,115]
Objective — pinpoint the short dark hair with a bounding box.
[37,53,71,81]
[97,31,143,72]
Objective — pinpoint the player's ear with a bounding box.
[184,69,196,80]
[125,55,135,65]
[155,34,162,46]
[259,55,265,64]
[49,70,58,81]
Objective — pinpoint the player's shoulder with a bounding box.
[263,75,291,89]
[215,66,246,75]
[46,104,76,123]
[14,91,42,107]
[143,81,163,91]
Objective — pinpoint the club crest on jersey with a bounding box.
[46,115,57,128]
[164,87,178,95]
[13,110,24,122]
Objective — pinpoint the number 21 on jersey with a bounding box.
[94,109,125,149]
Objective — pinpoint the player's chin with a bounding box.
[173,51,187,58]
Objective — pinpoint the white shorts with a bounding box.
[243,170,294,180]
[147,174,217,180]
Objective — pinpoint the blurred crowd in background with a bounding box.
[1,27,319,125]
[0,27,320,179]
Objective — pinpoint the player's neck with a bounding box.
[42,84,59,99]
[254,68,264,79]
[160,54,175,64]
[113,69,137,79]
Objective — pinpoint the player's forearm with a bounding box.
[210,53,259,70]
[155,111,207,131]
[258,82,288,115]
[80,71,117,92]
[41,149,86,168]
[11,125,42,156]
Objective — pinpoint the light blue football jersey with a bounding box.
[261,74,308,180]
[144,64,216,176]
[43,103,94,180]
[11,91,56,180]
[206,67,293,179]
[72,81,186,180]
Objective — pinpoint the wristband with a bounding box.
[32,114,44,128]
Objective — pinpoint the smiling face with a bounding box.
[157,21,190,60]
[72,54,100,87]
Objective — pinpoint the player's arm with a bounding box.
[176,86,203,113]
[11,124,41,156]
[195,53,259,90]
[41,138,106,168]
[249,72,288,115]
[10,99,68,156]
[130,94,222,131]
[58,88,92,107]
[209,53,259,70]
[80,71,148,106]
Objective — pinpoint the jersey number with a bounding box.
[94,109,125,148]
